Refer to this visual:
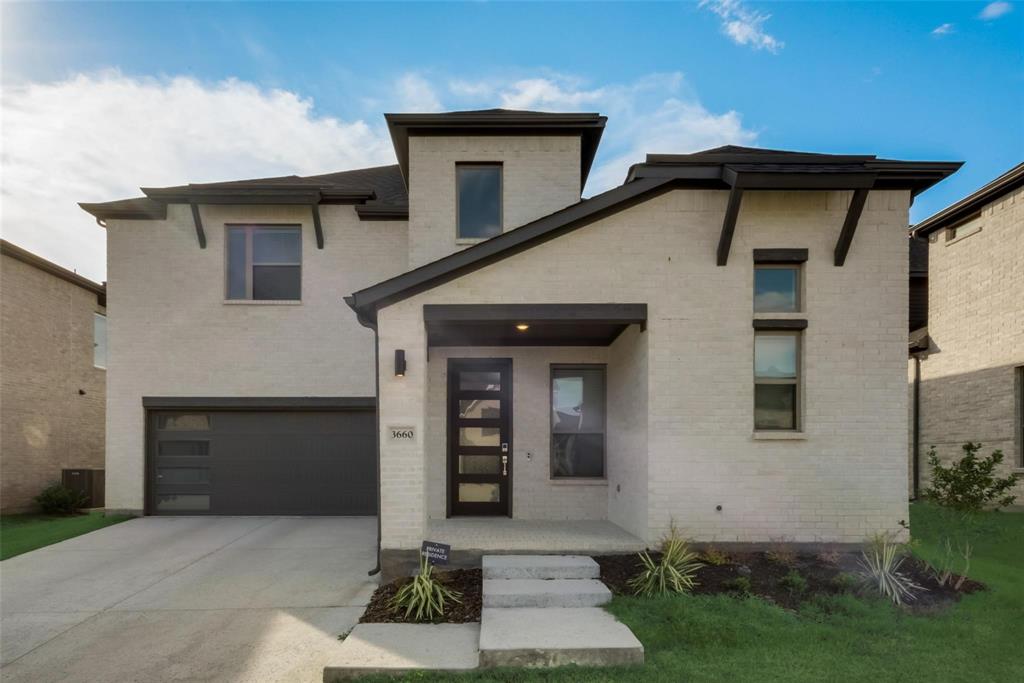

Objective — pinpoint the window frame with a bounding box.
[1016,366,1024,469]
[224,224,302,302]
[93,312,107,369]
[549,363,607,480]
[753,330,801,431]
[753,263,802,313]
[455,162,504,241]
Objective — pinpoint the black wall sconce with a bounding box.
[394,349,406,377]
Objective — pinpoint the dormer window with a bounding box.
[456,163,502,240]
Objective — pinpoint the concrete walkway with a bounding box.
[0,516,378,682]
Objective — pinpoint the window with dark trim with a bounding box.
[456,164,502,240]
[551,365,606,478]
[226,225,301,301]
[754,331,800,430]
[754,264,801,312]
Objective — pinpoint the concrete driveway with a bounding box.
[0,516,377,682]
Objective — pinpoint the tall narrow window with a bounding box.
[1016,366,1024,467]
[551,365,606,478]
[93,313,107,369]
[226,226,301,301]
[457,164,502,239]
[754,265,800,312]
[754,332,799,430]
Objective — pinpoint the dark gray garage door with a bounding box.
[147,410,376,515]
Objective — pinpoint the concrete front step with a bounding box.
[478,607,644,668]
[482,555,600,580]
[323,623,480,681]
[482,578,611,608]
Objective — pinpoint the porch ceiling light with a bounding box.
[515,324,530,331]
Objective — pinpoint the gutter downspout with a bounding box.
[912,354,921,500]
[346,297,382,576]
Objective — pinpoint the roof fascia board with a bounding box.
[423,303,647,324]
[0,239,106,296]
[78,202,168,221]
[910,163,1024,237]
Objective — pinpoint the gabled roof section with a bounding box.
[910,163,1024,237]
[384,108,607,190]
[1,239,106,301]
[80,165,409,222]
[628,145,962,196]
[346,176,672,323]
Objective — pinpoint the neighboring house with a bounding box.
[0,240,107,512]
[81,109,960,572]
[908,164,1024,500]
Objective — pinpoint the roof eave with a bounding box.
[910,162,1024,237]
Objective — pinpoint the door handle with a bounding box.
[501,454,508,476]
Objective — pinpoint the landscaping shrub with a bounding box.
[779,570,808,595]
[723,576,752,596]
[389,555,462,622]
[856,532,923,605]
[33,483,88,515]
[830,573,859,593]
[765,538,797,567]
[629,523,703,597]
[816,548,842,566]
[700,546,732,566]
[928,536,973,590]
[923,442,1019,512]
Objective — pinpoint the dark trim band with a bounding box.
[423,303,647,324]
[753,248,808,264]
[141,396,376,411]
[752,319,808,330]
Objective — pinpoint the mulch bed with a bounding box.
[594,551,983,612]
[360,568,482,624]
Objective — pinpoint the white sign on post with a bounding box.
[387,425,416,442]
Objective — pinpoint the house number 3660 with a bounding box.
[389,426,415,441]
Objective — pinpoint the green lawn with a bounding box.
[373,503,1024,682]
[0,510,132,560]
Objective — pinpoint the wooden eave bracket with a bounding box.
[834,188,870,266]
[189,203,206,249]
[716,186,744,266]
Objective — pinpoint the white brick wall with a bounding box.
[377,188,912,548]
[103,203,408,511]
[914,184,1024,498]
[407,135,581,267]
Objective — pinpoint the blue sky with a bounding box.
[2,1,1022,280]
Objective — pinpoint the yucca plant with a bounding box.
[629,523,704,597]
[389,555,462,622]
[856,533,924,605]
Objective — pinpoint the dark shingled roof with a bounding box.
[80,165,408,222]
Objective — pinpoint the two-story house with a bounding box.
[81,109,960,573]
[1,240,107,512]
[907,163,1023,501]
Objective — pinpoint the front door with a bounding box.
[447,358,512,516]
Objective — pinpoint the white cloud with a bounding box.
[700,0,784,53]
[0,72,395,280]
[1,70,757,279]
[931,23,955,36]
[979,2,1012,19]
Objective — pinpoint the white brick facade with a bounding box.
[103,203,408,511]
[377,188,912,548]
[912,184,1024,498]
[407,135,581,267]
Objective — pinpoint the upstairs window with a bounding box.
[226,226,301,301]
[754,265,800,312]
[457,164,502,240]
[754,332,800,430]
[93,313,107,369]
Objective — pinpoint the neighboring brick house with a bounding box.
[0,240,107,512]
[908,164,1024,500]
[81,108,960,570]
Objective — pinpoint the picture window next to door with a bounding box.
[551,365,606,478]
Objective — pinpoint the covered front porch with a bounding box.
[420,303,651,548]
